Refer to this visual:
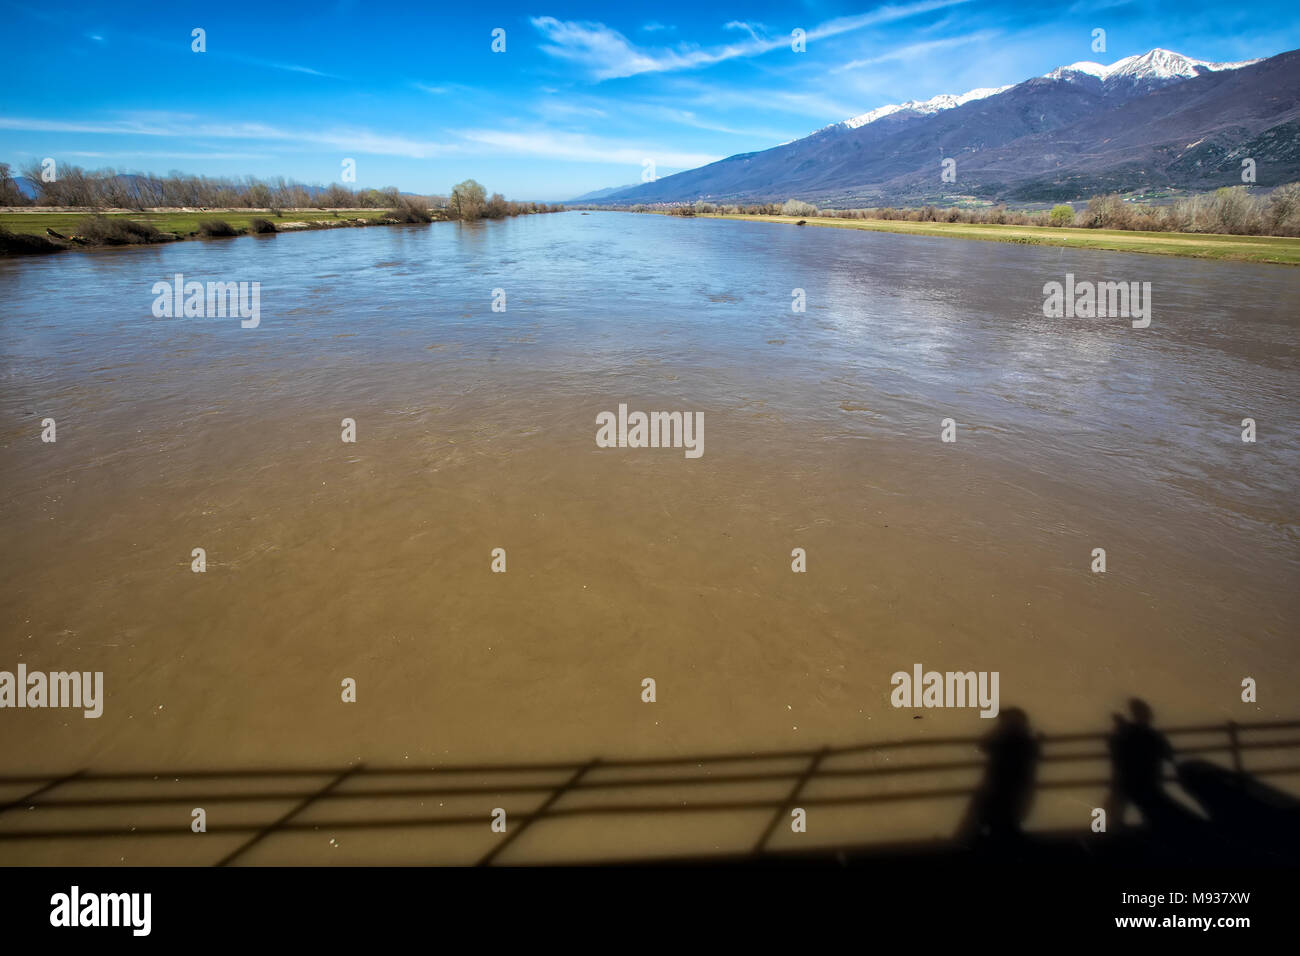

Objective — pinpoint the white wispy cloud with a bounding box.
[533,99,610,121]
[0,114,453,158]
[523,93,781,138]
[460,128,720,167]
[0,111,730,169]
[724,21,767,43]
[629,104,788,139]
[669,82,863,124]
[835,30,999,71]
[265,61,335,77]
[531,0,972,80]
[64,150,272,160]
[1067,0,1135,11]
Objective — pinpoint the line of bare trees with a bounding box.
[0,164,562,219]
[446,179,551,221]
[631,185,1300,237]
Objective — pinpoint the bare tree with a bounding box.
[0,163,29,205]
[450,179,487,221]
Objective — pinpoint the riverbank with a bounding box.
[695,213,1300,266]
[0,208,421,255]
[0,205,561,255]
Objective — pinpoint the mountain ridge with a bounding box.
[588,47,1298,206]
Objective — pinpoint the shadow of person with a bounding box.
[956,707,1040,850]
[1106,698,1201,835]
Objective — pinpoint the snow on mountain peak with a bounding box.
[837,85,1012,130]
[1044,60,1107,80]
[828,48,1260,135]
[1045,47,1260,83]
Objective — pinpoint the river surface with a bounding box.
[0,212,1296,862]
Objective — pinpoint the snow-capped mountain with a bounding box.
[837,86,1013,130]
[1045,48,1260,87]
[832,49,1258,134]
[596,47,1297,206]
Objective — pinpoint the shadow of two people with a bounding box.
[956,698,1300,862]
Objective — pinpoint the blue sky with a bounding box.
[2,0,1297,200]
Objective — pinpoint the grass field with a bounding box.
[702,214,1300,266]
[0,208,397,239]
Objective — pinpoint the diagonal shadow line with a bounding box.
[477,758,598,867]
[214,764,361,867]
[754,746,826,855]
[0,769,85,815]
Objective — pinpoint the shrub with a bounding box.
[1205,186,1258,234]
[780,198,818,217]
[249,218,277,234]
[1048,204,1075,227]
[1162,202,1192,233]
[1265,182,1300,236]
[75,215,164,245]
[1128,207,1166,232]
[386,195,434,223]
[1082,194,1132,229]
[198,219,241,237]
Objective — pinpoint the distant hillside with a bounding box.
[566,183,641,203]
[599,48,1300,206]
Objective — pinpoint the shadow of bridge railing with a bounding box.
[1,718,1297,865]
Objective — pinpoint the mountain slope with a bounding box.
[568,183,640,202]
[603,48,1298,206]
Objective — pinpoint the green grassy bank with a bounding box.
[0,209,429,254]
[699,213,1300,266]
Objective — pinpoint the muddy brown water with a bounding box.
[0,212,1296,862]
